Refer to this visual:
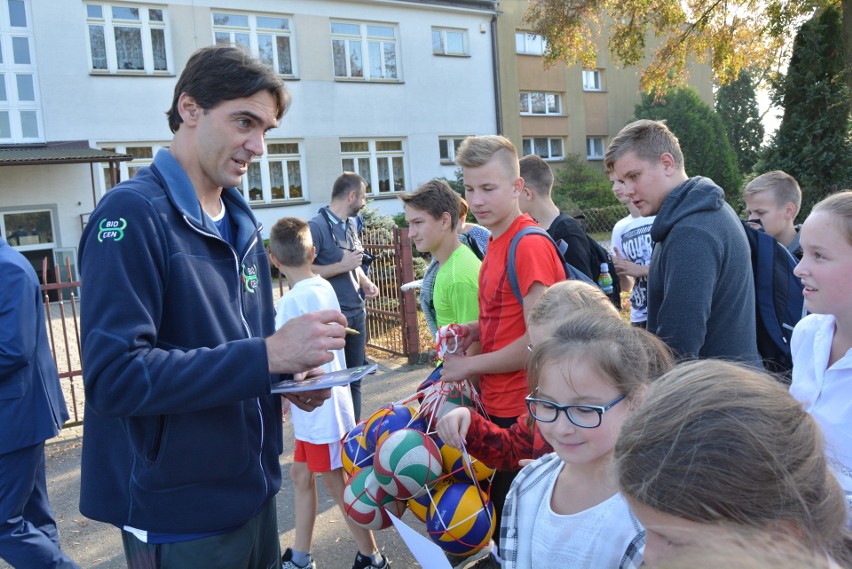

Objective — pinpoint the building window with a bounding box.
[582,69,603,91]
[243,142,305,203]
[98,142,166,192]
[212,12,294,77]
[432,27,467,56]
[523,137,564,161]
[1,209,55,250]
[520,91,562,115]
[515,32,545,55]
[0,0,42,141]
[86,3,171,74]
[341,139,406,195]
[331,21,399,81]
[439,136,469,164]
[587,137,606,160]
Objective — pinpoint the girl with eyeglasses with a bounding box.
[439,303,672,568]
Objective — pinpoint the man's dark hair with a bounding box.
[519,154,554,196]
[167,45,289,133]
[331,172,367,201]
[399,179,461,227]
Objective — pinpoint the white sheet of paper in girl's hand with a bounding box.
[387,512,452,569]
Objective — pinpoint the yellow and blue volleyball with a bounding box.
[434,435,495,483]
[341,422,373,476]
[426,482,496,556]
[407,479,449,523]
[373,428,443,500]
[342,465,405,530]
[375,404,427,445]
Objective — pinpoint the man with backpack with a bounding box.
[518,155,621,308]
[605,120,762,366]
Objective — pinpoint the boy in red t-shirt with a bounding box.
[440,135,564,566]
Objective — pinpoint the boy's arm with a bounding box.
[441,282,546,381]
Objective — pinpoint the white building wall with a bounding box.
[4,0,497,250]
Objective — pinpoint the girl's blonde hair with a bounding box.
[615,360,852,565]
[527,280,618,328]
[812,190,852,246]
[527,309,673,400]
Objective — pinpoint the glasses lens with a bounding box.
[567,406,602,428]
[528,400,558,423]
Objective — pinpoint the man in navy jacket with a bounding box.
[0,237,77,568]
[78,46,347,568]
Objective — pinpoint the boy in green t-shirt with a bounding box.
[400,179,482,353]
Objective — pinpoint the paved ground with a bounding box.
[1,358,491,569]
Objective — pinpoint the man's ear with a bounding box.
[659,152,677,174]
[784,201,797,221]
[178,93,201,126]
[512,175,525,196]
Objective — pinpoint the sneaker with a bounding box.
[351,551,391,569]
[281,547,316,569]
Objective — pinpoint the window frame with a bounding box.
[586,136,606,160]
[515,31,545,55]
[1,208,57,252]
[331,20,400,81]
[211,11,296,78]
[582,69,603,91]
[97,142,166,194]
[0,0,43,142]
[522,137,564,161]
[438,136,468,164]
[242,141,306,204]
[519,91,562,116]
[432,27,468,56]
[85,2,173,75]
[340,138,407,196]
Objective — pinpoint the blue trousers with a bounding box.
[0,442,79,568]
[343,309,367,422]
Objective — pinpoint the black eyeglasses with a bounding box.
[525,392,626,428]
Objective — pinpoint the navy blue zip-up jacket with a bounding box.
[78,150,282,533]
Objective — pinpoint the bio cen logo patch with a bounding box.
[242,263,259,294]
[97,218,127,243]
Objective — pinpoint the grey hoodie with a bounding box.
[648,176,761,366]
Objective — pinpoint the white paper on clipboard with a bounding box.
[387,512,453,569]
[271,364,378,394]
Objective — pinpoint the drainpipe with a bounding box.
[490,11,503,135]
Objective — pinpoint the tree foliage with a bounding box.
[552,153,617,212]
[715,70,765,175]
[523,0,833,92]
[635,87,743,195]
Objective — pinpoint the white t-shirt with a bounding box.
[526,463,641,568]
[275,275,355,444]
[611,214,655,323]
[790,313,852,520]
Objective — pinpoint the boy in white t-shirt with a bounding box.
[608,171,654,328]
[268,218,390,569]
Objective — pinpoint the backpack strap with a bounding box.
[507,226,592,305]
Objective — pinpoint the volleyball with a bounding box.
[407,479,449,523]
[364,403,425,452]
[419,381,474,429]
[426,482,496,556]
[343,466,406,530]
[341,422,373,476]
[373,428,443,500]
[434,435,495,483]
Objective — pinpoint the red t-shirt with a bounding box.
[478,214,564,418]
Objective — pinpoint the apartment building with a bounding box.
[495,0,713,167]
[0,0,499,278]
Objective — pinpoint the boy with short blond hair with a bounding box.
[442,136,564,565]
[743,170,803,258]
[269,217,389,569]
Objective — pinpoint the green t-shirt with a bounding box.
[433,243,481,328]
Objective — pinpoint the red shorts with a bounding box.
[293,439,344,473]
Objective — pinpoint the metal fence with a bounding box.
[361,225,420,362]
[39,256,85,427]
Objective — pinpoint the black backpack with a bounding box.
[506,226,601,306]
[458,232,485,261]
[740,220,805,379]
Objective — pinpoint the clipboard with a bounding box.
[271,363,378,394]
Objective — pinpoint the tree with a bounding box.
[551,153,617,212]
[760,6,852,216]
[715,70,765,175]
[523,0,843,93]
[635,87,743,195]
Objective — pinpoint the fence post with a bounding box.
[395,227,420,364]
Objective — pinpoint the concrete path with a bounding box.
[1,359,489,569]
